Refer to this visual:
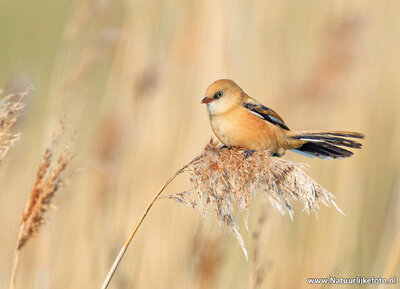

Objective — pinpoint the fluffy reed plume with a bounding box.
[0,88,29,164]
[168,140,343,258]
[101,140,342,288]
[10,122,75,289]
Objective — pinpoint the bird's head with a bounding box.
[201,79,244,115]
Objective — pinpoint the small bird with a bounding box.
[201,79,364,159]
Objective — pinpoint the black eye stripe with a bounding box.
[214,91,223,99]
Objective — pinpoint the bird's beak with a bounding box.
[201,97,213,104]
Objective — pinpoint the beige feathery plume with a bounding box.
[0,88,29,164]
[10,121,75,289]
[167,140,343,258]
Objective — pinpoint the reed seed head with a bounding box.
[0,87,29,164]
[167,140,343,258]
[16,121,75,250]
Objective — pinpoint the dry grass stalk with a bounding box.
[378,229,400,289]
[101,140,342,288]
[100,165,190,289]
[9,121,75,289]
[297,16,362,101]
[0,88,29,164]
[168,140,343,258]
[190,228,223,289]
[250,209,270,289]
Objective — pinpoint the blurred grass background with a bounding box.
[0,0,399,288]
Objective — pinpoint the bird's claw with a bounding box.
[218,145,230,153]
[242,150,256,160]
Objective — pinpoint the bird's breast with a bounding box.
[209,107,288,153]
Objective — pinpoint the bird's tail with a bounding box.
[289,131,365,159]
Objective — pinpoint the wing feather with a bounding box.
[243,100,290,130]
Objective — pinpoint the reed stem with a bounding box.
[9,250,20,289]
[100,166,186,289]
[9,225,25,289]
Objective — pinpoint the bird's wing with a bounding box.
[243,98,290,130]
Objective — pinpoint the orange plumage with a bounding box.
[202,79,364,159]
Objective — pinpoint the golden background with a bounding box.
[0,0,399,288]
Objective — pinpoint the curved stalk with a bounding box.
[100,166,187,289]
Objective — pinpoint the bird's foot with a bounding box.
[218,145,231,153]
[242,150,256,160]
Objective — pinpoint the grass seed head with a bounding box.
[0,87,29,164]
[168,140,342,257]
[16,121,75,250]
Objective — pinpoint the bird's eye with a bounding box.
[214,91,223,99]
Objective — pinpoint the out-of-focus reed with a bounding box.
[9,121,75,289]
[0,89,28,164]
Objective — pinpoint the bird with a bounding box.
[201,79,364,159]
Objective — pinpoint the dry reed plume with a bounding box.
[0,88,29,164]
[10,121,75,289]
[167,140,343,257]
[102,140,342,288]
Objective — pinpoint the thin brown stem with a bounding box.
[100,165,187,289]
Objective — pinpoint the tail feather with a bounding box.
[290,131,364,159]
[291,134,362,148]
[316,131,364,139]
